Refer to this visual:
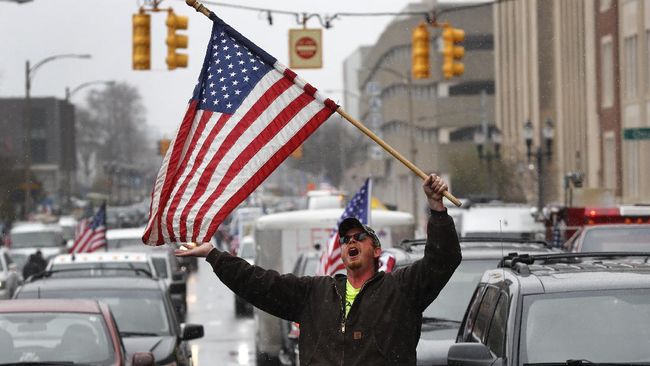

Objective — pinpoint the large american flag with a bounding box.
[70,203,107,253]
[143,15,338,245]
[318,178,372,276]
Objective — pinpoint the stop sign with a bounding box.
[295,37,317,59]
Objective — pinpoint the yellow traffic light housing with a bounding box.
[442,25,465,79]
[132,11,151,70]
[411,22,430,80]
[159,138,171,156]
[166,10,189,70]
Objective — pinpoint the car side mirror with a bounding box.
[132,352,155,366]
[181,323,204,341]
[447,343,496,366]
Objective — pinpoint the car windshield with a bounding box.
[10,231,62,248]
[521,289,650,364]
[422,259,496,322]
[0,312,115,365]
[17,289,172,336]
[581,226,650,252]
[49,262,152,277]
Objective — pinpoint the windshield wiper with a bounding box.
[120,331,160,337]
[421,316,461,324]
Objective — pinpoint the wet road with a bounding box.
[186,261,256,366]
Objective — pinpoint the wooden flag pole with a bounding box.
[336,108,462,207]
[184,0,462,207]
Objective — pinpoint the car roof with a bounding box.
[19,275,163,293]
[106,227,145,240]
[0,299,102,313]
[580,224,650,231]
[11,222,63,233]
[51,252,151,264]
[487,253,650,294]
[391,239,554,264]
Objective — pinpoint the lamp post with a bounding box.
[24,53,91,217]
[473,127,501,198]
[65,80,115,101]
[372,66,419,230]
[523,118,554,214]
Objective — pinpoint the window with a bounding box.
[624,35,638,99]
[601,36,614,108]
[625,142,640,197]
[460,285,485,342]
[486,293,508,358]
[471,286,500,343]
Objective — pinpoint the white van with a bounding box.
[253,208,414,363]
[9,222,66,260]
[458,204,545,240]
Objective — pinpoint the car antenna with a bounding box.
[499,219,505,279]
[37,286,41,299]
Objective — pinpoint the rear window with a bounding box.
[10,231,63,248]
[49,262,152,277]
[0,312,115,365]
[16,289,172,336]
[581,226,650,252]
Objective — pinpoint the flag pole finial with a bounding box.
[186,0,212,19]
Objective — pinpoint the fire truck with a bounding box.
[543,204,650,247]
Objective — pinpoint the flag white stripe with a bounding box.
[196,97,323,239]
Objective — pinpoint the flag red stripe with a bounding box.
[164,110,218,241]
[201,106,333,242]
[179,77,294,241]
[143,100,199,244]
[192,92,314,240]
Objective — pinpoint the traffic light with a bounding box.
[442,24,465,79]
[411,22,430,80]
[132,11,151,70]
[166,10,189,70]
[159,138,171,156]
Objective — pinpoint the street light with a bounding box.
[371,66,420,230]
[66,80,115,101]
[523,118,554,214]
[473,127,501,161]
[23,53,91,217]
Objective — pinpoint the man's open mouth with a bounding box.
[348,247,359,257]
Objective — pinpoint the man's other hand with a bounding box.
[175,242,214,258]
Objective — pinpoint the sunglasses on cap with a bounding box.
[339,232,370,245]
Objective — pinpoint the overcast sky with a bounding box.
[0,0,440,138]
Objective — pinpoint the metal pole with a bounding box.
[24,60,32,218]
[537,147,544,215]
[407,74,419,231]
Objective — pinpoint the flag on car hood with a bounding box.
[143,15,338,245]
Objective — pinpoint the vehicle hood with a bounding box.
[416,325,458,365]
[123,335,176,362]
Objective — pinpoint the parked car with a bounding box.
[234,235,256,316]
[278,250,321,366]
[8,221,66,260]
[565,223,650,252]
[449,252,650,365]
[14,275,203,365]
[0,247,21,299]
[0,298,154,366]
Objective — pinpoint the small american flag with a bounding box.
[70,203,107,253]
[318,178,372,276]
[143,14,338,245]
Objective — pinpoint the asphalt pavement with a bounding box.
[186,260,256,366]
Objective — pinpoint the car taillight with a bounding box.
[288,322,300,339]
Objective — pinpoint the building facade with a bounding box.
[494,0,607,207]
[343,1,495,232]
[0,97,76,208]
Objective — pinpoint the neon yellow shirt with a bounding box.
[345,280,361,318]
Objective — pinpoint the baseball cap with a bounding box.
[338,217,381,247]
